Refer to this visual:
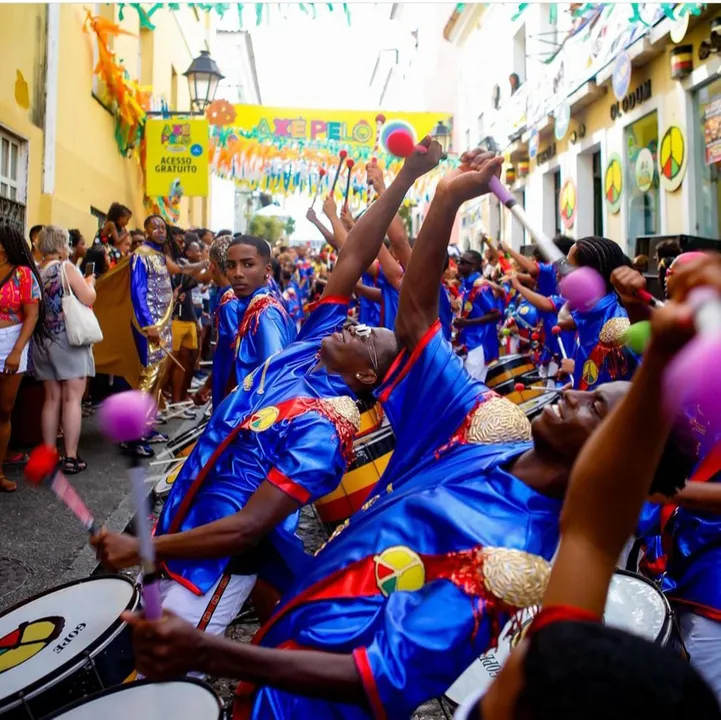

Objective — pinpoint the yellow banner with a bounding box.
[145,118,209,197]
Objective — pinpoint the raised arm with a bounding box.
[321,196,349,249]
[511,275,556,312]
[306,208,339,249]
[542,302,694,616]
[322,137,441,300]
[396,150,503,348]
[499,240,537,275]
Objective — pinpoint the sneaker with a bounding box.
[181,409,196,420]
[4,451,28,465]
[120,442,154,458]
[145,431,169,444]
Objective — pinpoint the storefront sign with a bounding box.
[635,147,655,192]
[560,179,577,229]
[610,79,652,121]
[554,103,571,141]
[704,97,721,165]
[612,53,632,101]
[604,153,623,214]
[145,118,209,197]
[670,13,690,43]
[537,142,557,165]
[529,128,539,160]
[659,125,687,192]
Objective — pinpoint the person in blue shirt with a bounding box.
[455,250,500,381]
[91,139,445,647]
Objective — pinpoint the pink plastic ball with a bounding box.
[386,129,415,158]
[98,391,158,444]
[559,267,605,311]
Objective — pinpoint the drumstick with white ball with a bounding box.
[310,167,327,210]
[25,446,99,534]
[487,176,605,312]
[98,391,163,620]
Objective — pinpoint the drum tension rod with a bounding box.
[18,692,37,720]
[83,648,104,689]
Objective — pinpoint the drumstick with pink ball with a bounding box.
[310,167,327,210]
[343,158,355,210]
[25,446,99,534]
[328,150,348,198]
[488,176,605,312]
[98,391,163,620]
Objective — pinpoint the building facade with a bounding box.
[0,3,214,242]
[446,3,721,259]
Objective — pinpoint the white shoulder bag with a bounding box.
[60,261,103,346]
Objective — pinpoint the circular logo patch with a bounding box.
[248,406,280,432]
[520,305,529,315]
[190,143,203,157]
[659,125,686,192]
[0,617,64,673]
[560,179,577,229]
[529,128,539,160]
[582,359,599,387]
[635,148,655,193]
[604,153,623,215]
[554,103,571,142]
[464,301,473,313]
[374,546,426,597]
[612,52,632,102]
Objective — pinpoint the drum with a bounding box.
[45,679,223,719]
[153,457,188,500]
[0,576,139,718]
[444,570,673,707]
[356,398,384,438]
[485,354,536,390]
[164,422,207,459]
[519,391,559,420]
[314,425,395,525]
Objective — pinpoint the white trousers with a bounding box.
[140,573,256,679]
[464,345,488,383]
[677,610,721,702]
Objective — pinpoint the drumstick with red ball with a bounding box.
[514,382,562,395]
[310,167,327,210]
[25,446,99,534]
[343,158,355,210]
[488,176,605,312]
[328,150,348,198]
[98,391,162,620]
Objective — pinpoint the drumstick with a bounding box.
[328,150,348,197]
[514,383,561,395]
[25,446,99,533]
[98,392,163,620]
[158,343,185,371]
[637,289,664,307]
[488,176,605,311]
[310,167,327,210]
[552,325,574,388]
[343,158,355,209]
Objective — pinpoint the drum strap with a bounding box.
[197,573,231,631]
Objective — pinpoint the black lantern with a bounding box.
[184,50,224,114]
[432,121,452,156]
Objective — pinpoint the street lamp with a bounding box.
[432,120,451,157]
[184,50,224,114]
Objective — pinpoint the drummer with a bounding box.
[454,250,500,381]
[92,139,444,645]
[124,152,702,718]
[229,236,297,388]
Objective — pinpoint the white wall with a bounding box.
[210,175,236,232]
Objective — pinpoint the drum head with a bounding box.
[154,458,187,499]
[604,570,670,644]
[45,679,222,719]
[0,576,137,708]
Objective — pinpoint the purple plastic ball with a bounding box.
[98,391,157,444]
[559,266,605,311]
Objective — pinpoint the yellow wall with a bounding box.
[0,3,211,242]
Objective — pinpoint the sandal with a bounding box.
[63,456,87,474]
[0,475,17,492]
[4,451,28,465]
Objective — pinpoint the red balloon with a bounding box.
[25,445,60,485]
[386,129,415,158]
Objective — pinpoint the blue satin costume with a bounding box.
[234,287,297,388]
[282,281,304,325]
[155,299,361,596]
[438,285,454,341]
[570,291,638,390]
[358,272,381,327]
[213,287,242,404]
[548,295,578,361]
[376,269,400,331]
[236,324,561,720]
[534,262,565,362]
[458,275,499,364]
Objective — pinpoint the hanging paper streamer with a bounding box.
[206,103,454,207]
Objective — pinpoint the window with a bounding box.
[592,150,603,237]
[694,76,721,238]
[513,25,527,86]
[0,129,26,204]
[553,169,562,235]
[624,111,660,256]
[477,113,485,143]
[90,206,107,229]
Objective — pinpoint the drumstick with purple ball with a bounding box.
[98,391,163,620]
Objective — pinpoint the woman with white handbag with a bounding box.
[33,225,99,474]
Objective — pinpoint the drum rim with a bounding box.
[0,575,140,711]
[165,422,208,452]
[42,677,223,719]
[610,568,673,645]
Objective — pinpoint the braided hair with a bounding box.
[571,236,631,292]
[0,224,49,342]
